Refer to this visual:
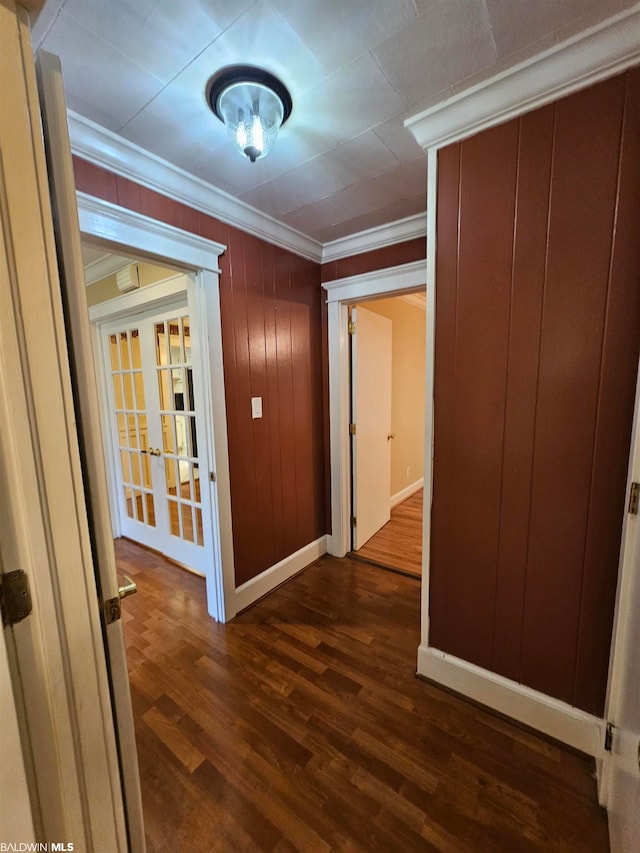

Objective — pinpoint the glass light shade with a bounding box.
[217,81,284,163]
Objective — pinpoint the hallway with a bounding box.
[117,538,608,852]
[355,489,423,577]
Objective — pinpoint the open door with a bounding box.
[100,304,213,574]
[0,5,127,847]
[351,305,392,549]
[0,581,35,843]
[603,363,640,851]
[36,51,144,849]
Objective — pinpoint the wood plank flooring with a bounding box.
[117,538,609,852]
[355,489,423,577]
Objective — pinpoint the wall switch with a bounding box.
[406,466,410,479]
[251,397,263,419]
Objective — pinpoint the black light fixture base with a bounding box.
[206,65,293,125]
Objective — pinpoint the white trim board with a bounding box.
[78,192,224,272]
[88,272,187,323]
[235,537,327,614]
[391,478,424,509]
[323,259,427,304]
[69,112,323,264]
[84,252,132,285]
[405,5,640,151]
[418,646,603,756]
[321,214,426,263]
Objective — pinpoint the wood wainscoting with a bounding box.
[117,539,608,852]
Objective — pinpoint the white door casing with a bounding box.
[351,306,392,549]
[600,357,640,850]
[323,260,428,558]
[80,199,235,622]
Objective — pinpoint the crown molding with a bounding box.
[405,5,640,151]
[68,111,323,264]
[84,252,132,285]
[321,213,426,263]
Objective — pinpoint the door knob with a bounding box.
[118,575,138,599]
[387,433,395,440]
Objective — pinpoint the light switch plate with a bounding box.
[251,397,263,419]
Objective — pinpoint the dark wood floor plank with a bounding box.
[117,539,610,852]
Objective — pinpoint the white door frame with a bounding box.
[322,259,428,558]
[78,193,236,622]
[598,355,640,811]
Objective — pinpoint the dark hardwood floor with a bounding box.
[355,489,423,577]
[117,539,609,852]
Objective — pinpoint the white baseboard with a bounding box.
[418,645,603,755]
[234,536,327,613]
[391,478,424,508]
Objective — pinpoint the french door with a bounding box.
[102,302,212,574]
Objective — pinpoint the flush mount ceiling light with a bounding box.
[206,65,292,163]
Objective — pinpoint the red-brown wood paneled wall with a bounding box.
[320,237,426,282]
[431,68,640,716]
[73,158,326,586]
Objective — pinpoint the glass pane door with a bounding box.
[153,315,204,548]
[106,324,156,543]
[102,303,211,573]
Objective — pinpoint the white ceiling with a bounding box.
[33,0,634,245]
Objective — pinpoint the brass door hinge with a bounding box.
[348,321,356,335]
[0,570,33,628]
[629,482,639,515]
[349,423,356,436]
[350,516,357,528]
[604,722,615,752]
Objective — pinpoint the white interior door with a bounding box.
[103,304,212,574]
[351,305,392,549]
[0,613,35,843]
[36,49,143,850]
[604,364,640,852]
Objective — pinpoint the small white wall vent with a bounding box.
[116,263,140,293]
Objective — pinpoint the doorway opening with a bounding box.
[348,293,426,578]
[83,244,215,576]
[76,205,235,628]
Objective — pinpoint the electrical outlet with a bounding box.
[251,397,263,419]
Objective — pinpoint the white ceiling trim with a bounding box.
[322,259,426,304]
[68,112,324,263]
[405,5,640,151]
[77,192,225,273]
[84,253,131,285]
[321,213,426,263]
